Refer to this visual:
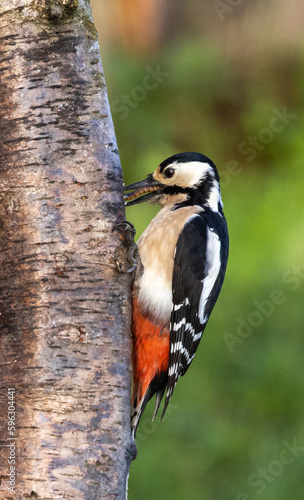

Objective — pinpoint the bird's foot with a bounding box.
[112,220,138,274]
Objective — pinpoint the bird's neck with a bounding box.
[169,183,223,214]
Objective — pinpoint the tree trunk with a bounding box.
[0,1,135,498]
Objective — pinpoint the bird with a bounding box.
[123,152,229,439]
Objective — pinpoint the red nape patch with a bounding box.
[132,297,169,404]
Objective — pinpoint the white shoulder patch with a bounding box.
[206,180,223,212]
[198,227,221,323]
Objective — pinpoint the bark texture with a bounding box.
[0,1,135,498]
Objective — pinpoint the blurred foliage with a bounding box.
[101,33,304,500]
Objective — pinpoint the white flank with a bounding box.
[137,274,172,322]
[198,228,221,323]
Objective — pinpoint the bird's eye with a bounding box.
[164,167,175,179]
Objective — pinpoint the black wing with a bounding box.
[161,211,229,418]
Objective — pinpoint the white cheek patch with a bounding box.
[199,227,221,323]
[167,161,214,188]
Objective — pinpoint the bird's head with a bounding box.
[124,152,223,212]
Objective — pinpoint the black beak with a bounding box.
[124,174,162,206]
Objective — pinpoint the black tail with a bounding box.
[131,372,167,439]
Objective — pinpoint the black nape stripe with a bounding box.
[167,172,215,210]
[163,185,191,196]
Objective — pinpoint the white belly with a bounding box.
[136,204,201,324]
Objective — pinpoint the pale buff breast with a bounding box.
[136,205,202,324]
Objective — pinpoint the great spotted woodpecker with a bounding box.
[124,152,229,438]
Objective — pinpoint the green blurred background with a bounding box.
[92,2,304,499]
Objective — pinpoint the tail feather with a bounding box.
[152,385,166,421]
[161,379,177,420]
[131,372,168,438]
[131,386,153,439]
